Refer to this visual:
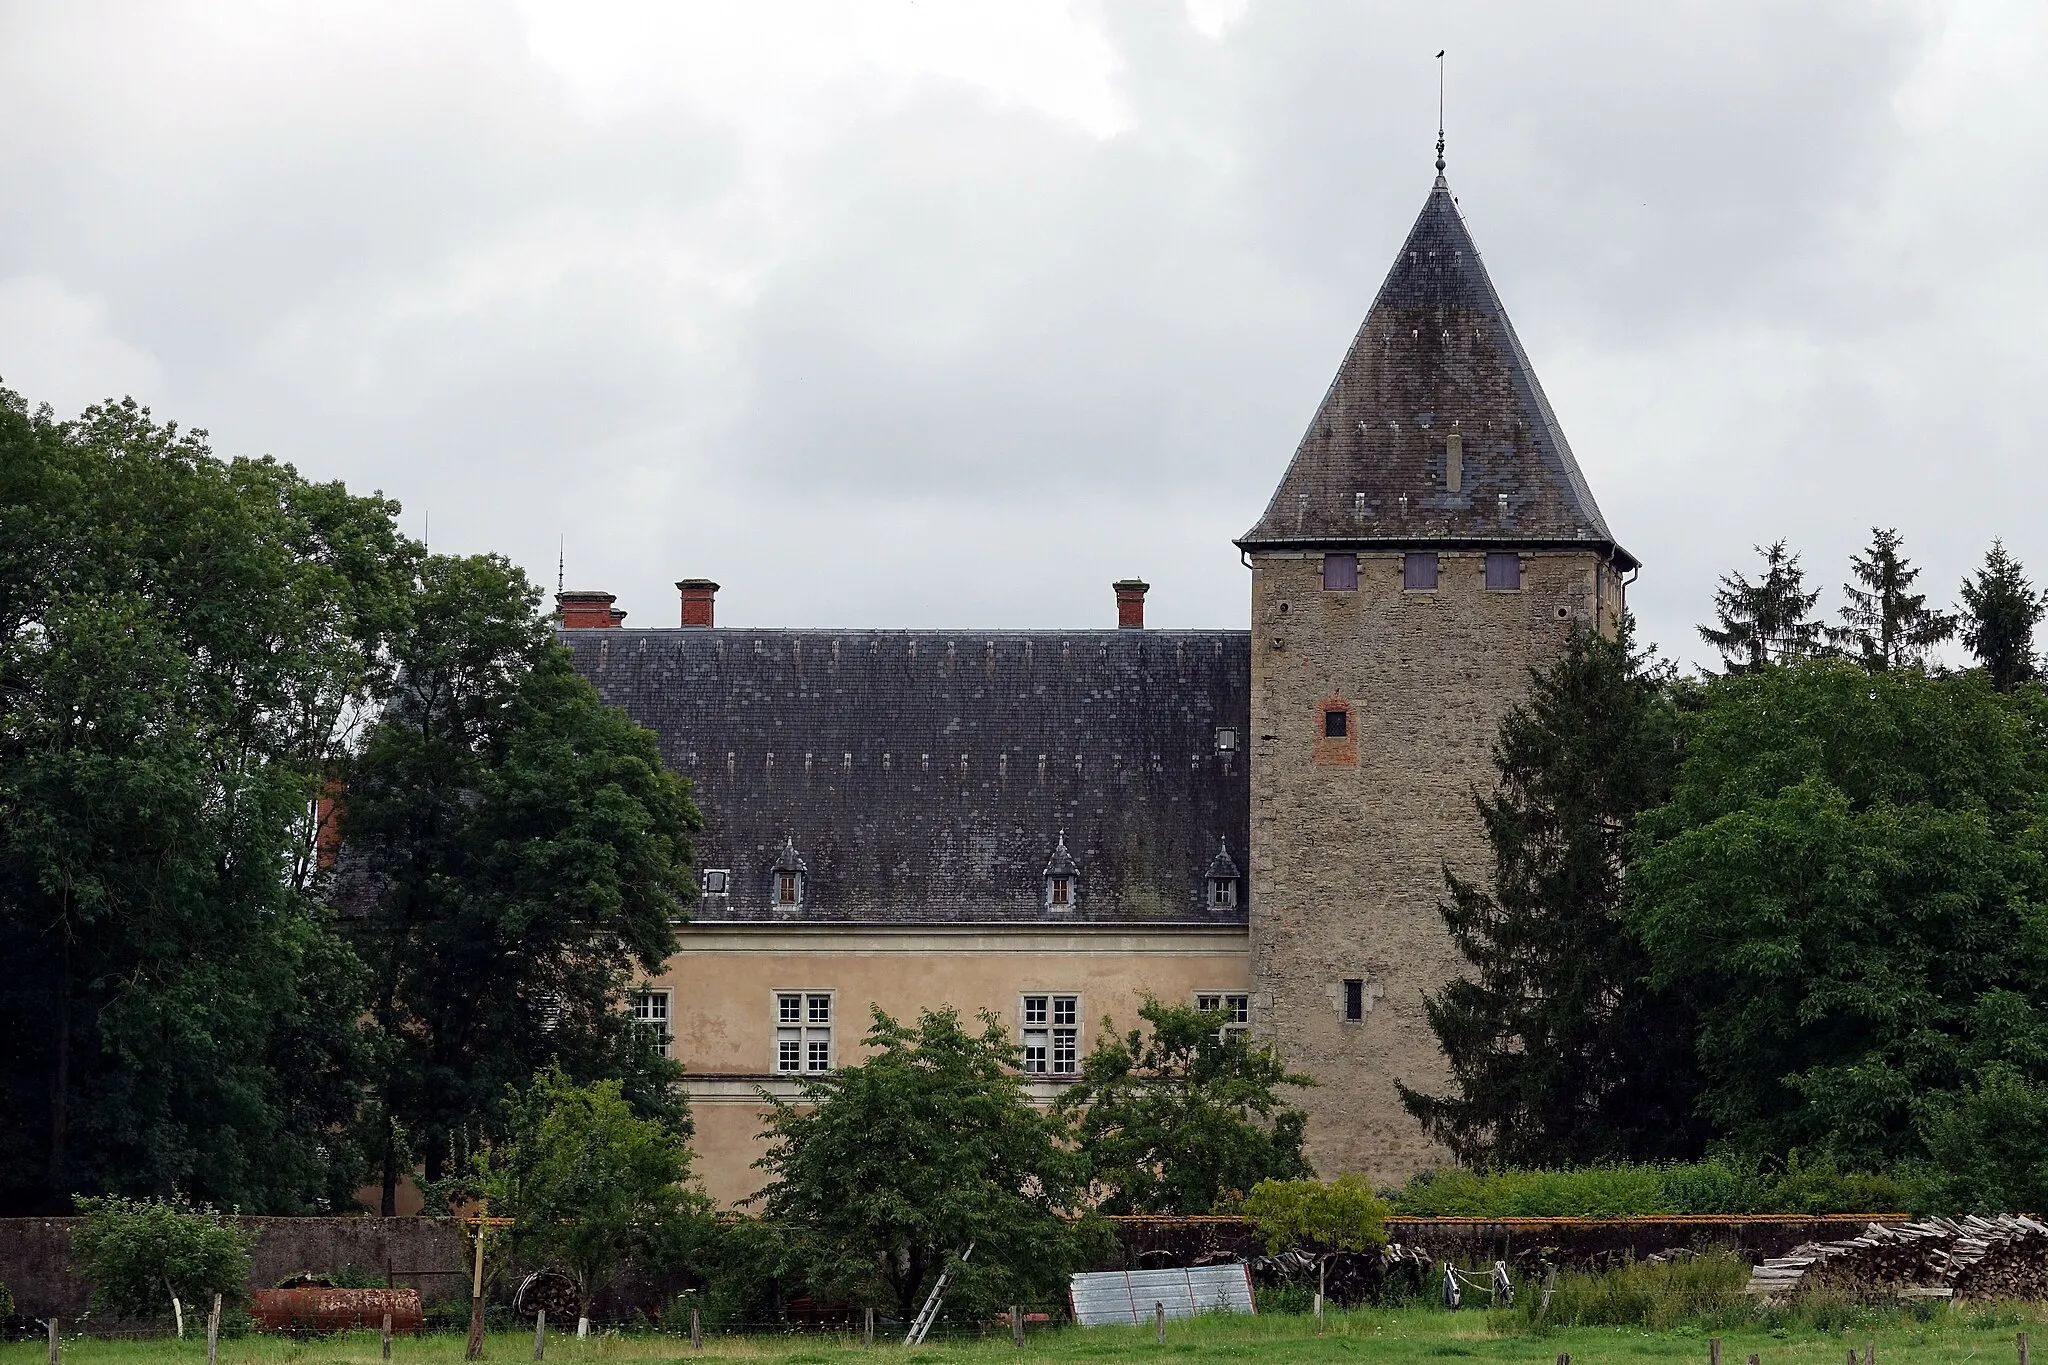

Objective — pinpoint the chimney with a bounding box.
[557,590,626,628]
[677,578,720,628]
[1113,578,1149,629]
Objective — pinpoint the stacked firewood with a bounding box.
[1746,1215,2048,1301]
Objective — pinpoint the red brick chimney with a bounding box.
[678,579,719,628]
[1114,578,1149,629]
[557,590,626,628]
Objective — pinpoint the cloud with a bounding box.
[0,276,166,418]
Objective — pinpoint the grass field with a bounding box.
[6,1305,2044,1365]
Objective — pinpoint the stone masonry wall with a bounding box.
[1247,546,1622,1183]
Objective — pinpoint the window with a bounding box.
[1021,994,1079,1076]
[1048,876,1071,908]
[1485,552,1521,592]
[1324,708,1348,739]
[777,872,799,906]
[632,990,672,1057]
[1196,993,1250,1031]
[701,868,730,895]
[1322,553,1358,591]
[1214,727,1237,755]
[1403,552,1439,591]
[1446,432,1463,492]
[774,991,832,1073]
[1209,876,1237,908]
[1344,979,1365,1022]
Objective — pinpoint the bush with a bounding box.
[1498,1251,1750,1330]
[1389,1158,1917,1218]
[1243,1175,1388,1253]
[69,1197,253,1329]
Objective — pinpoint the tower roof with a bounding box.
[1238,174,1633,569]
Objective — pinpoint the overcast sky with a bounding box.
[3,1,2043,669]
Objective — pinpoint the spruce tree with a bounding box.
[1959,540,2043,692]
[1698,541,1824,672]
[1399,618,1704,1166]
[1828,527,1955,670]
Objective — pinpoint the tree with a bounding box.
[1698,541,1825,672]
[755,1007,1106,1325]
[1959,541,2044,692]
[1627,661,2048,1168]
[1054,999,1312,1214]
[478,1066,706,1334]
[69,1196,254,1334]
[0,388,411,1213]
[1400,619,1703,1165]
[1242,1174,1388,1253]
[336,553,701,1209]
[1828,527,1956,670]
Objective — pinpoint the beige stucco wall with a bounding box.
[646,923,1250,1207]
[1246,547,1623,1185]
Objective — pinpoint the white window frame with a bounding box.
[632,989,672,1057]
[1194,991,1251,1036]
[700,868,730,895]
[1019,993,1081,1077]
[773,988,834,1074]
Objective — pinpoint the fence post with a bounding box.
[207,1294,222,1365]
[533,1309,546,1361]
[691,1305,703,1354]
[1155,1301,1165,1344]
[1710,1338,1721,1365]
[1748,1355,1762,1365]
[465,1217,488,1363]
[1010,1305,1023,1348]
[862,1307,872,1349]
[1865,1343,1874,1365]
[1316,1257,1326,1336]
[383,1312,394,1361]
[1557,1354,1570,1365]
[46,1318,58,1365]
[2020,1331,2030,1365]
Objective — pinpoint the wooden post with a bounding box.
[383,1312,394,1361]
[861,1307,872,1349]
[2019,1331,2030,1365]
[1864,1344,1873,1365]
[1710,1339,1721,1365]
[1848,1350,1857,1365]
[1315,1257,1326,1336]
[1557,1355,1570,1365]
[46,1318,58,1365]
[533,1309,546,1361]
[1538,1265,1556,1322]
[692,1305,703,1353]
[466,1215,488,1362]
[1748,1355,1762,1365]
[1155,1301,1165,1344]
[207,1294,221,1365]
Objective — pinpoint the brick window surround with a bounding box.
[1313,695,1357,766]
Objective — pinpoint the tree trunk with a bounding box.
[380,1114,399,1217]
[576,1284,591,1340]
[46,961,70,1207]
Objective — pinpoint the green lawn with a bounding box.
[7,1307,2044,1365]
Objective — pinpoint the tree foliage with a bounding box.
[1627,662,2048,1170]
[1401,619,1703,1165]
[1827,527,1956,669]
[1054,999,1311,1214]
[1242,1175,1387,1254]
[477,1066,707,1327]
[0,388,411,1213]
[1959,540,2044,693]
[755,1007,1106,1324]
[69,1196,254,1327]
[1698,541,1825,673]
[336,554,701,1206]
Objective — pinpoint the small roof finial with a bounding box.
[1435,49,1447,176]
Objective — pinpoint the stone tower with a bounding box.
[1239,163,1636,1182]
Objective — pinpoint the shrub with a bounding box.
[1389,1158,1917,1218]
[1243,1174,1389,1253]
[1499,1251,1751,1330]
[69,1197,253,1332]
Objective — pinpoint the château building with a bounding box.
[560,157,1634,1204]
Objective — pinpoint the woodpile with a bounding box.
[1746,1215,2048,1301]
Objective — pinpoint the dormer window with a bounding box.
[1042,833,1080,913]
[1214,728,1237,755]
[1205,838,1241,910]
[770,837,807,911]
[701,868,730,896]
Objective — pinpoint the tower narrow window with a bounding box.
[1344,979,1365,1021]
[1446,432,1463,492]
[1486,552,1522,592]
[1322,553,1358,591]
[1323,708,1348,739]
[1403,551,1439,591]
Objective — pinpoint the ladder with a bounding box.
[904,1244,974,1346]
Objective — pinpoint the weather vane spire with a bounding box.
[557,536,564,595]
[1435,49,1447,175]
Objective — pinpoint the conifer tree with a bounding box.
[1400,619,1704,1166]
[1828,527,1955,670]
[1959,540,2043,692]
[1698,541,1824,672]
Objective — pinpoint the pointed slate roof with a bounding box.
[1239,173,1634,569]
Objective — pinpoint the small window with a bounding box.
[1403,552,1439,591]
[1049,876,1071,907]
[777,992,801,1024]
[701,868,730,895]
[777,872,799,906]
[1196,993,1250,1030]
[1486,552,1521,592]
[774,990,831,1073]
[1020,993,1080,1076]
[1322,553,1358,591]
[632,990,671,1057]
[1214,727,1237,754]
[1344,979,1365,1021]
[1324,708,1348,739]
[1446,433,1463,492]
[807,993,831,1025]
[1209,876,1237,908]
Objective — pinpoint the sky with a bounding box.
[3,0,2044,669]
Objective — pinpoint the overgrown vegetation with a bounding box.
[68,1197,253,1332]
[1388,1158,1916,1217]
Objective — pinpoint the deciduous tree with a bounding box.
[69,1197,253,1334]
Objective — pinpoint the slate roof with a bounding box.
[561,628,1251,926]
[1239,173,1634,569]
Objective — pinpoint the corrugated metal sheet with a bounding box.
[1067,1265,1255,1327]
